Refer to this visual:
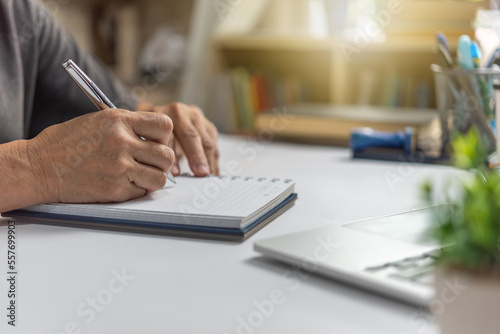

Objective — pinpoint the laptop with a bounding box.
[254,206,443,306]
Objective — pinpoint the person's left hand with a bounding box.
[137,102,219,177]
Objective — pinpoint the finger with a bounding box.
[167,132,175,152]
[170,118,210,176]
[104,179,146,203]
[213,147,220,176]
[118,183,148,202]
[127,162,169,192]
[196,126,218,176]
[171,138,182,175]
[128,112,173,146]
[192,118,219,176]
[132,140,175,173]
[174,139,185,159]
[168,136,180,176]
[206,123,220,175]
[171,161,180,176]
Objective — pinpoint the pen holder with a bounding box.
[431,64,500,155]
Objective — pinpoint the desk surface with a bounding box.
[0,135,458,334]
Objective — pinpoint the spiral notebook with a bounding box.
[4,175,297,241]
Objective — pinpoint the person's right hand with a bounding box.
[28,109,175,204]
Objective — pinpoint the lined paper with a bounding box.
[24,176,295,229]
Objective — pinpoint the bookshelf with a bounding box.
[208,36,438,132]
[212,35,335,102]
[207,0,488,139]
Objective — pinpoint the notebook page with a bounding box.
[23,176,295,228]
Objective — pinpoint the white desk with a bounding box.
[0,135,458,334]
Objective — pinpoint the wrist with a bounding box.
[0,139,52,212]
[23,137,58,204]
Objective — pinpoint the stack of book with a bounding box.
[356,69,431,109]
[209,67,308,133]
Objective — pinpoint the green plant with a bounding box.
[422,128,500,272]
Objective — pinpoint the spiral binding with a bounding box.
[176,173,293,183]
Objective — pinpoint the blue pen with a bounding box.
[470,42,482,68]
[437,32,450,53]
[471,41,495,120]
[484,47,500,68]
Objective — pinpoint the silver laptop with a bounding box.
[254,207,443,306]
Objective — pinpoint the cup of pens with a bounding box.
[432,35,500,156]
[432,65,500,154]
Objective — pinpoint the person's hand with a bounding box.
[28,109,175,204]
[143,102,219,176]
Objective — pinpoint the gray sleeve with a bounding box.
[28,1,137,138]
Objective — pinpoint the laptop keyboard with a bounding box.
[364,249,439,285]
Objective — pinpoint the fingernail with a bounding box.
[196,163,209,175]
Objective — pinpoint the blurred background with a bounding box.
[43,0,490,145]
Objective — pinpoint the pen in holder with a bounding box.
[431,64,500,155]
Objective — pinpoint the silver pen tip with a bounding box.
[167,173,177,184]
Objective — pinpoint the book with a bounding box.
[232,67,255,130]
[255,103,440,146]
[4,175,297,242]
[356,68,377,105]
[227,67,308,131]
[382,73,401,107]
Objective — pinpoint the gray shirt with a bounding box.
[0,0,136,143]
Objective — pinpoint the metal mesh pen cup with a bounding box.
[431,64,500,154]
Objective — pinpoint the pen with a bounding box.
[62,59,177,185]
[436,44,454,69]
[437,32,450,54]
[470,41,482,68]
[449,37,496,146]
[457,35,475,70]
[484,47,500,68]
[471,41,494,120]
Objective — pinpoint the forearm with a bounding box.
[0,140,46,213]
